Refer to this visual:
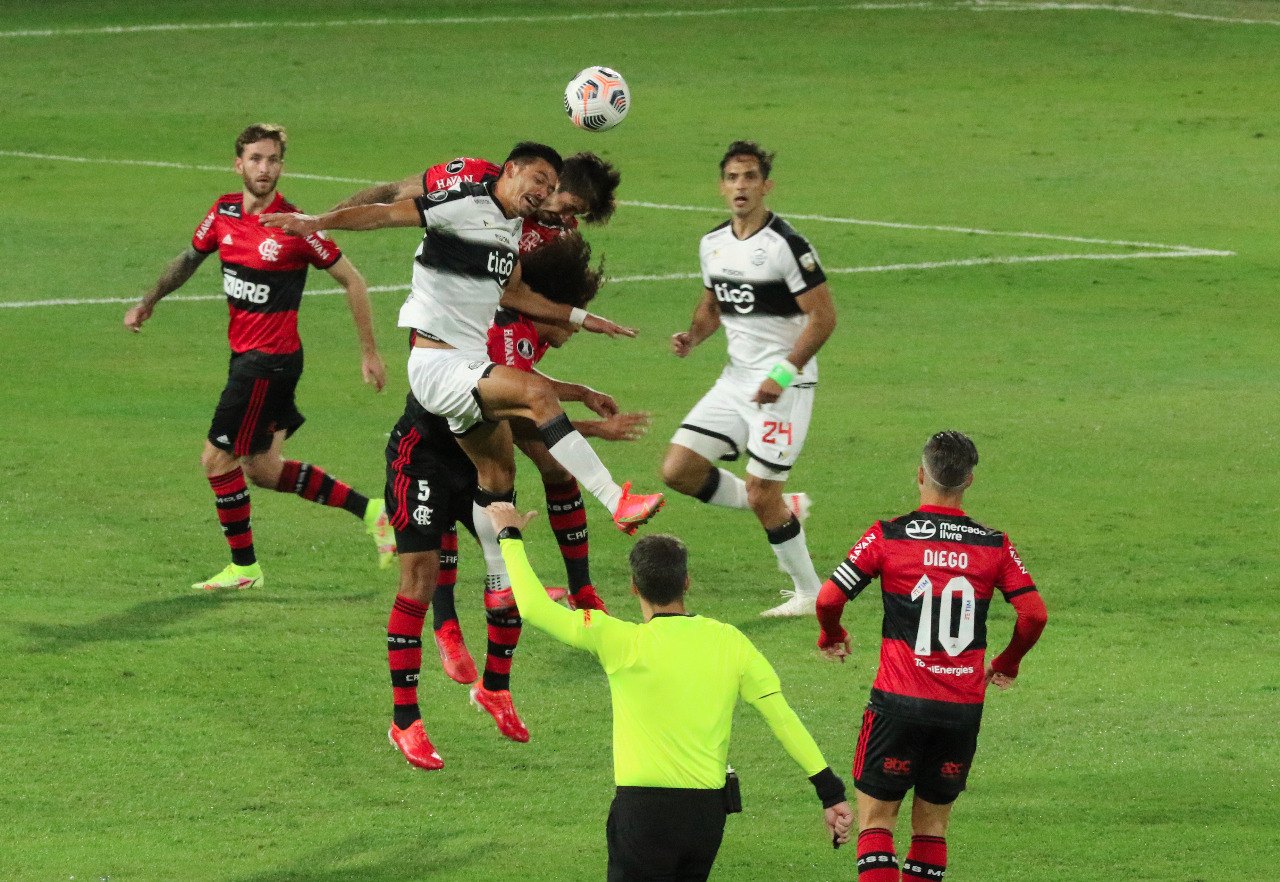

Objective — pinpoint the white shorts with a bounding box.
[406,346,496,435]
[670,365,815,480]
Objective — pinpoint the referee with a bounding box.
[487,503,852,881]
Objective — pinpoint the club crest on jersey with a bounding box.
[751,248,767,266]
[799,251,818,272]
[905,519,937,539]
[258,237,282,262]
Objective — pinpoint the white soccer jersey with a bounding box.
[398,181,522,350]
[699,213,827,377]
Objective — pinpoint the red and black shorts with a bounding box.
[384,395,477,555]
[852,707,980,805]
[208,350,305,457]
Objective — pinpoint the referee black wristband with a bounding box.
[496,526,523,542]
[809,767,846,808]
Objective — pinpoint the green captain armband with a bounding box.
[766,360,800,389]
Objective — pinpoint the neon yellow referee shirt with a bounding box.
[501,537,829,790]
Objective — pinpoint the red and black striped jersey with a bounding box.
[486,308,549,372]
[423,156,577,256]
[824,505,1038,726]
[192,191,341,356]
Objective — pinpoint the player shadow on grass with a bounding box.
[19,590,370,653]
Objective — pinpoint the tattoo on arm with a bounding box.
[329,182,400,212]
[147,248,208,305]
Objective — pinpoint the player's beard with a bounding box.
[244,174,279,198]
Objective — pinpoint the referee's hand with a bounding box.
[485,502,538,533]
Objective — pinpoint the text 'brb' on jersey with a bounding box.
[400,180,521,351]
[699,213,826,377]
[830,505,1036,726]
[192,192,341,355]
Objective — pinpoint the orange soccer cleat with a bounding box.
[567,585,609,614]
[612,482,665,535]
[469,685,530,743]
[434,620,479,685]
[482,584,568,611]
[388,719,444,771]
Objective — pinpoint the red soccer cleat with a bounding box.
[613,482,665,535]
[568,585,609,614]
[482,584,568,611]
[434,620,479,685]
[469,685,530,743]
[388,719,444,771]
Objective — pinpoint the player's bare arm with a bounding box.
[124,246,209,332]
[325,256,386,392]
[751,281,837,405]
[500,266,636,339]
[671,288,720,357]
[261,198,422,236]
[328,173,424,211]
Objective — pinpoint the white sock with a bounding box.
[545,429,623,514]
[768,521,821,599]
[472,498,511,591]
[707,468,749,509]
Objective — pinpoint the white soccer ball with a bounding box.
[564,66,630,132]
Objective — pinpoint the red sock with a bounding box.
[903,834,947,880]
[209,468,255,566]
[388,594,426,729]
[277,459,369,518]
[544,478,591,593]
[856,828,898,881]
[481,608,521,692]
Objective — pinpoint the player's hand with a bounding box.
[362,352,387,392]
[824,801,853,847]
[985,664,1015,690]
[591,411,650,442]
[671,331,694,357]
[580,388,619,419]
[582,313,637,338]
[261,212,320,236]
[485,502,538,533]
[123,303,153,332]
[751,378,784,406]
[817,630,852,663]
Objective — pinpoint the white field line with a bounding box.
[0,149,1233,310]
[0,3,934,39]
[0,250,1226,310]
[1,0,1276,39]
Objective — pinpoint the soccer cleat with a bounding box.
[469,685,530,743]
[434,620,479,685]
[760,589,817,618]
[192,562,263,591]
[364,500,396,570]
[483,584,568,611]
[568,585,609,613]
[388,719,444,771]
[785,492,812,523]
[613,482,665,535]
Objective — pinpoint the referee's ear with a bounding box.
[682,575,690,596]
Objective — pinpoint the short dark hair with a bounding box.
[559,152,621,224]
[719,140,774,178]
[922,430,979,490]
[503,141,564,175]
[235,123,287,159]
[518,231,602,308]
[629,534,688,605]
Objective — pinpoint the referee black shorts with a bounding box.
[606,786,727,882]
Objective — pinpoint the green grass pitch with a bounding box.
[1,1,1277,879]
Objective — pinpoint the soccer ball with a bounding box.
[564,66,630,132]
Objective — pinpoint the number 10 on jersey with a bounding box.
[910,575,976,656]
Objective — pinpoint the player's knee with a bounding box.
[746,478,787,524]
[201,444,236,477]
[660,450,701,495]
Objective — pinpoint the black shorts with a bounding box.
[385,395,477,554]
[606,786,727,882]
[208,351,305,456]
[852,707,980,805]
